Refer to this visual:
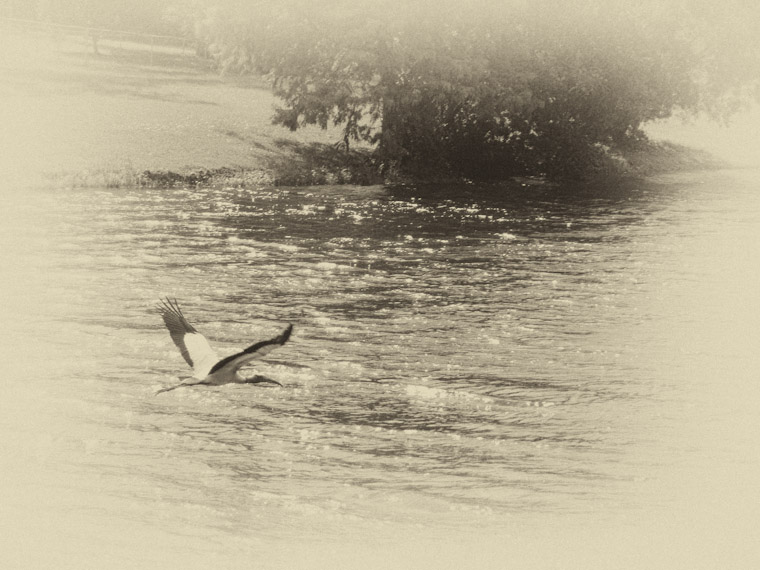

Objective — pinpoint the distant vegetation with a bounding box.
[181,0,760,180]
[11,0,759,181]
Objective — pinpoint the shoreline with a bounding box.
[38,139,729,191]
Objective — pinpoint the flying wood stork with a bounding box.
[155,298,293,395]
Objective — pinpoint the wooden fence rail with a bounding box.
[1,17,196,62]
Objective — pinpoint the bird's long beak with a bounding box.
[247,375,283,387]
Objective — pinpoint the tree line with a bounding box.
[191,0,759,179]
[14,0,759,180]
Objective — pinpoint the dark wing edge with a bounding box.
[156,297,198,368]
[208,324,293,375]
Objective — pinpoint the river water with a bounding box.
[1,170,759,569]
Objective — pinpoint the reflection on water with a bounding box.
[1,170,759,568]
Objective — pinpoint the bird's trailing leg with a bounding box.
[155,377,204,395]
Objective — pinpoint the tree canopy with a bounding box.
[187,0,760,179]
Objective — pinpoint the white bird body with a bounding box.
[156,298,292,394]
[184,332,219,379]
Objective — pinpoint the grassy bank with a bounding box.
[2,26,359,189]
[1,25,747,191]
[42,146,384,189]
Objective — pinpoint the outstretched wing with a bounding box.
[208,324,293,375]
[157,298,219,379]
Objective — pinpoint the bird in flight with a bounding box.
[155,298,293,395]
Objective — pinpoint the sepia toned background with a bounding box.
[1,2,759,569]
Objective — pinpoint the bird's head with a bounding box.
[244,374,283,387]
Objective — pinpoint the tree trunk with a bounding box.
[378,89,405,163]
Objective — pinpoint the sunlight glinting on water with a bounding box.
[2,170,759,568]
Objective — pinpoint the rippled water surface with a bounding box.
[2,171,759,569]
